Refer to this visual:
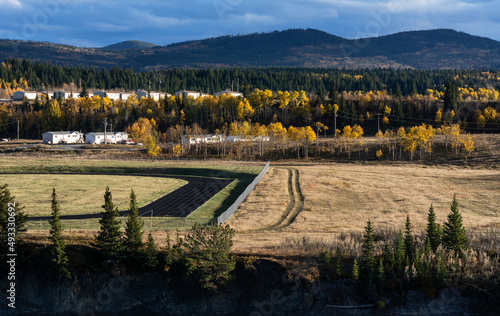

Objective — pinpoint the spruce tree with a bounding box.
[95,187,123,260]
[49,188,70,278]
[404,215,414,264]
[425,205,441,252]
[124,189,144,254]
[377,258,386,289]
[352,259,359,281]
[79,82,88,98]
[362,220,375,285]
[335,247,342,278]
[144,232,158,269]
[442,195,468,253]
[394,230,405,268]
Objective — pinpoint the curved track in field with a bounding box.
[256,167,304,231]
[24,173,233,221]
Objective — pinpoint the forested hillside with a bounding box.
[1,29,500,70]
[2,58,500,96]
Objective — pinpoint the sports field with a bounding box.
[0,157,263,224]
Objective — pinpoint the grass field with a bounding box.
[0,174,186,217]
[0,156,264,223]
[227,162,500,253]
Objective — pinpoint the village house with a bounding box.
[42,131,84,144]
[120,92,133,100]
[182,134,224,145]
[135,90,170,101]
[175,90,203,99]
[215,90,244,98]
[13,91,39,101]
[85,132,129,144]
[54,91,79,100]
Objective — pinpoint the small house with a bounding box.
[215,90,243,98]
[54,91,79,100]
[175,90,201,99]
[42,131,84,144]
[13,91,38,101]
[85,132,129,144]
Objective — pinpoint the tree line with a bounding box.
[2,58,500,96]
[322,195,499,301]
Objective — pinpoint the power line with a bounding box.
[0,120,18,127]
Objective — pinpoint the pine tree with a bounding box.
[394,230,405,268]
[49,188,70,278]
[382,243,393,271]
[95,187,123,260]
[328,81,338,106]
[352,259,359,281]
[124,189,144,254]
[377,258,386,289]
[362,220,375,285]
[404,215,414,264]
[335,247,342,278]
[184,223,236,290]
[144,232,158,269]
[425,205,441,252]
[442,195,468,253]
[79,82,88,98]
[394,82,403,98]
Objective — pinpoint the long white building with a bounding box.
[85,132,129,144]
[42,131,84,144]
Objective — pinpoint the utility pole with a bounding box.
[17,120,19,141]
[377,113,381,134]
[237,78,239,92]
[334,109,337,139]
[103,117,108,144]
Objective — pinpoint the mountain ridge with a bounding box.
[101,40,159,50]
[1,28,499,70]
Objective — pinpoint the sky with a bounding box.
[0,0,499,47]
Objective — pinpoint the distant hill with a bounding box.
[101,40,158,50]
[1,28,500,70]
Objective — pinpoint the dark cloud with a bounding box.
[0,0,499,47]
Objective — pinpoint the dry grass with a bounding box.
[225,167,290,230]
[230,162,500,253]
[0,174,186,216]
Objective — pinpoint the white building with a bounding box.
[182,134,224,145]
[225,135,270,142]
[54,91,79,99]
[40,91,54,99]
[42,131,84,144]
[120,93,133,100]
[135,90,168,101]
[85,132,128,144]
[93,91,121,100]
[106,92,121,100]
[175,90,201,99]
[13,91,39,101]
[215,90,244,98]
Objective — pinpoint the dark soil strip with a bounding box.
[275,168,304,229]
